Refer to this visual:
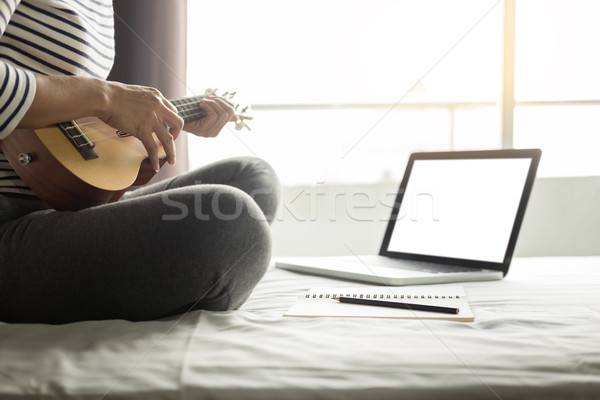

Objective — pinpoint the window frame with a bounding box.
[187,0,600,180]
[248,0,600,151]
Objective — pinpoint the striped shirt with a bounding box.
[0,0,114,196]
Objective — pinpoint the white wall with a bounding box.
[271,177,600,257]
[514,176,600,256]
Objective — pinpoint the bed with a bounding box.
[1,256,599,399]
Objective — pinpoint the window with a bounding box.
[513,0,600,177]
[187,0,599,184]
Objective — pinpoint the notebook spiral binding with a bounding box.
[306,293,459,299]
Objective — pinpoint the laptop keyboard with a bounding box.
[338,256,481,274]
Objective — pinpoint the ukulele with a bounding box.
[0,89,251,211]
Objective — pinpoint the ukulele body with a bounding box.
[0,90,248,211]
[1,117,165,211]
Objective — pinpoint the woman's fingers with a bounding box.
[136,112,183,172]
[101,81,240,163]
[100,82,187,171]
[199,97,235,137]
[163,98,178,115]
[156,113,184,166]
[165,112,185,140]
[154,122,176,167]
[138,131,160,172]
[211,96,236,120]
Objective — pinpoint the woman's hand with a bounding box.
[183,96,238,138]
[17,76,240,173]
[99,81,184,171]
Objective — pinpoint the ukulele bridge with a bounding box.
[58,121,99,161]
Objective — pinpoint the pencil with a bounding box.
[333,296,459,314]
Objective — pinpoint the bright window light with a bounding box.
[515,0,600,101]
[514,0,600,177]
[187,0,599,184]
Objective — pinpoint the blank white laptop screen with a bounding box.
[387,158,532,263]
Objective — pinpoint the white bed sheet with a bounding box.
[0,257,599,399]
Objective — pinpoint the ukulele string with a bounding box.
[73,110,214,146]
[72,93,241,146]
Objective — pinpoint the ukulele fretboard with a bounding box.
[170,96,208,122]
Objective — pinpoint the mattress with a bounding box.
[1,257,599,399]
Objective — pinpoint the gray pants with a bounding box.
[0,157,280,324]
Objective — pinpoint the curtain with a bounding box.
[108,0,188,182]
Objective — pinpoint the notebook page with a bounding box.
[284,286,473,322]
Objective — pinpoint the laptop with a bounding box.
[276,148,542,285]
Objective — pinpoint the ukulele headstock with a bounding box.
[204,88,253,131]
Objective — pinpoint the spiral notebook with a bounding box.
[284,286,474,322]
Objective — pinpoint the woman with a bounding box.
[0,0,279,324]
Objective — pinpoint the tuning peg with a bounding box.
[235,119,251,131]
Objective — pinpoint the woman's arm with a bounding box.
[12,75,238,171]
[17,75,106,128]
[15,75,183,171]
